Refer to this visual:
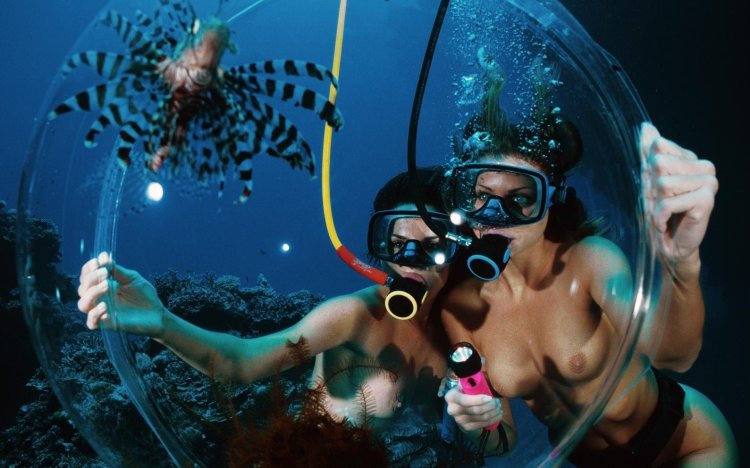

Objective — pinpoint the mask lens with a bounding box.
[368,211,457,266]
[452,164,550,226]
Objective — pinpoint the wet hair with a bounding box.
[373,167,446,212]
[454,59,598,243]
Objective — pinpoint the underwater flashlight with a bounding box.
[448,341,499,430]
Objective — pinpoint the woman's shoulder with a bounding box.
[566,235,632,282]
[315,285,386,322]
[568,235,627,262]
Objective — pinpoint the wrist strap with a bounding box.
[475,425,509,465]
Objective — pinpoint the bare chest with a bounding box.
[475,288,616,403]
[317,330,445,422]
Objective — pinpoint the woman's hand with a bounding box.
[640,122,718,266]
[77,252,166,337]
[443,386,504,433]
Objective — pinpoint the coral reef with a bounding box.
[1,206,453,466]
[0,205,75,431]
[0,265,326,466]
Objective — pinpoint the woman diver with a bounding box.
[77,168,455,432]
[438,69,738,466]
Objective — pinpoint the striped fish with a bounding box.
[47,0,344,204]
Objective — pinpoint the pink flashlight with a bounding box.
[448,341,499,430]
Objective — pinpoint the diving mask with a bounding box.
[368,210,459,267]
[446,163,564,228]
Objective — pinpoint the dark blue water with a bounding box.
[1,0,747,464]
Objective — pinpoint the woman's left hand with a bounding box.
[639,122,718,266]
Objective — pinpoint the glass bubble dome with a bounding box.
[16,0,664,465]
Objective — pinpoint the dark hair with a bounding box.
[373,166,446,212]
[454,61,598,243]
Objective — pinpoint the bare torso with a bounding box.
[442,238,732,466]
[441,237,699,460]
[312,289,447,431]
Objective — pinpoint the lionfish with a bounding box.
[48,0,344,203]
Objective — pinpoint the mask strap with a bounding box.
[550,176,568,205]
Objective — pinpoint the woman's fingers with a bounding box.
[445,388,503,429]
[79,256,100,278]
[77,271,110,313]
[452,401,503,430]
[78,264,106,294]
[85,301,109,330]
[97,251,112,268]
[77,253,115,315]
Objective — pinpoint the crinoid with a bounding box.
[48,0,344,203]
[212,338,391,467]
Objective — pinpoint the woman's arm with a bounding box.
[78,253,365,384]
[155,294,365,383]
[639,123,717,371]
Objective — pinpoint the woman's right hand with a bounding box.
[77,252,167,337]
[443,386,504,433]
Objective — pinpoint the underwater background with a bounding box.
[0,0,747,465]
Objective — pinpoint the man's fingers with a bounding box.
[80,252,112,278]
[78,265,108,290]
[110,263,140,285]
[97,252,112,268]
[79,252,114,295]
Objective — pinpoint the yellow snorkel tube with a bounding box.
[320,0,426,320]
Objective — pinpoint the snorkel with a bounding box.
[407,0,511,282]
[320,0,427,320]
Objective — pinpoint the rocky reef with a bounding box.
[0,206,465,467]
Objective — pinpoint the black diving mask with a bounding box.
[368,210,458,267]
[446,163,564,228]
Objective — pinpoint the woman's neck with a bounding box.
[494,238,560,293]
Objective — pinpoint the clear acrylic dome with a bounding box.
[16,0,662,465]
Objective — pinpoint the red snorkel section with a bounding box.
[334,245,389,285]
[320,0,425,320]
